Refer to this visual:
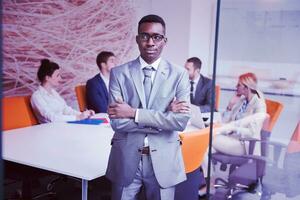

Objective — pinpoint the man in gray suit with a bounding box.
[106,15,191,200]
[185,57,215,113]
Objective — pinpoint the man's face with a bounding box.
[106,56,116,72]
[101,56,116,72]
[136,22,167,64]
[184,62,199,80]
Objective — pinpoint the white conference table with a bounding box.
[3,114,114,200]
[3,113,200,200]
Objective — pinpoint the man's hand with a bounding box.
[108,99,136,119]
[168,98,190,113]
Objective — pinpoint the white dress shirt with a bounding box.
[135,56,161,146]
[135,56,161,121]
[99,72,109,91]
[31,86,80,123]
[191,74,200,99]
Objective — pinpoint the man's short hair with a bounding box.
[187,57,202,70]
[96,51,115,70]
[138,14,166,34]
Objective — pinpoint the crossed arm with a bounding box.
[108,70,191,133]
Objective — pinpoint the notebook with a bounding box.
[190,104,205,129]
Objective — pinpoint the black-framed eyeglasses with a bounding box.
[138,33,165,43]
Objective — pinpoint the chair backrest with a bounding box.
[287,122,300,153]
[75,85,87,112]
[179,127,210,173]
[215,85,221,111]
[290,121,300,143]
[265,99,283,132]
[2,96,38,130]
[250,115,271,157]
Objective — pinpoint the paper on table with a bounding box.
[67,118,104,125]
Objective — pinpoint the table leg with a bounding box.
[82,179,88,200]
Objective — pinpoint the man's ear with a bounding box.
[45,75,51,81]
[100,62,106,71]
[136,35,139,44]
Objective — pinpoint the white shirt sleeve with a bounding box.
[134,109,140,123]
[31,87,80,123]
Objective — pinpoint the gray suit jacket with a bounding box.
[192,74,214,113]
[105,58,190,188]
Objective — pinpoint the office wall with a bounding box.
[5,0,298,103]
[2,0,215,106]
[2,0,138,104]
[217,0,300,96]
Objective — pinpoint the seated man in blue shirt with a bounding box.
[185,57,215,113]
[86,51,116,113]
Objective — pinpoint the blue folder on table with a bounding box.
[67,118,104,125]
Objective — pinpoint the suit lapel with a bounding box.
[245,95,257,113]
[148,60,169,108]
[129,59,146,108]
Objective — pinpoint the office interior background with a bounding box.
[3,0,300,199]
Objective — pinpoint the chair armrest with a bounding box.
[240,154,271,163]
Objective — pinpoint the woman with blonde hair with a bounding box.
[213,72,267,156]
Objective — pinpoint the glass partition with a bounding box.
[208,0,300,199]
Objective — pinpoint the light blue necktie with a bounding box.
[143,66,153,106]
[142,66,153,147]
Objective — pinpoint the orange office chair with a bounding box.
[215,85,221,111]
[175,127,211,200]
[2,95,38,130]
[2,95,55,199]
[227,121,300,200]
[289,122,300,145]
[180,127,210,173]
[265,98,284,132]
[75,84,87,112]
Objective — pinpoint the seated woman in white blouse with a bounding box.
[31,59,94,123]
[213,72,267,156]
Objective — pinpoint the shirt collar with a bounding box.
[192,73,201,85]
[139,56,161,71]
[39,85,55,96]
[99,71,109,80]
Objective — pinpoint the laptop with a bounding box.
[190,104,205,129]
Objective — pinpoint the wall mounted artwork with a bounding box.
[3,0,137,105]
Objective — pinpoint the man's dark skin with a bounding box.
[108,22,190,118]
